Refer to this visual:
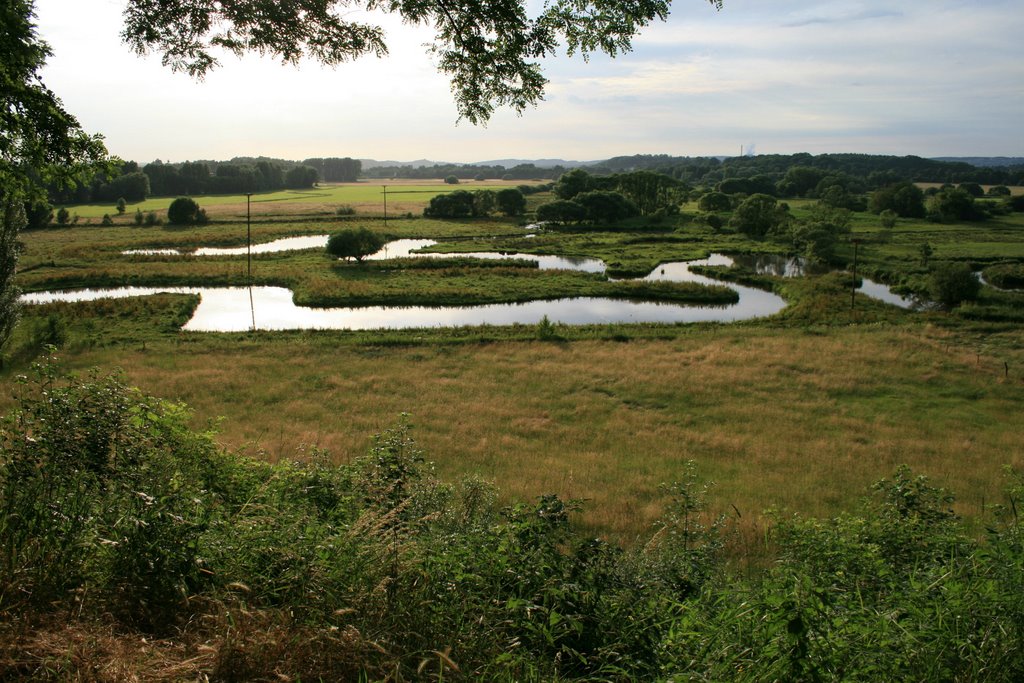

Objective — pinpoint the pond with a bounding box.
[729,253,919,309]
[28,239,915,331]
[23,284,784,332]
[124,236,606,272]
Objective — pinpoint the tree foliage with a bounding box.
[554,168,599,200]
[285,165,318,189]
[927,187,984,223]
[423,190,477,218]
[166,196,206,225]
[302,157,361,182]
[870,181,925,218]
[495,187,527,216]
[575,190,638,223]
[615,170,683,215]
[789,203,851,262]
[1,0,108,352]
[536,199,586,223]
[419,188,507,218]
[1,1,107,184]
[121,0,723,124]
[326,227,386,261]
[0,192,24,353]
[929,262,981,308]
[729,193,788,238]
[698,191,732,212]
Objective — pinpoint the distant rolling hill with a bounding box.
[932,157,1024,167]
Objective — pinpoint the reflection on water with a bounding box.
[730,253,832,278]
[23,251,788,331]
[38,241,923,331]
[124,235,330,256]
[123,236,604,272]
[23,287,785,333]
[729,252,919,310]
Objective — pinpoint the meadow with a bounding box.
[8,186,1024,546]
[57,179,522,219]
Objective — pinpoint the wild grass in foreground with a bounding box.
[1,361,1023,681]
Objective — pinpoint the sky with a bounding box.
[33,0,1024,164]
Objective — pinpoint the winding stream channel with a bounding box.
[23,237,913,332]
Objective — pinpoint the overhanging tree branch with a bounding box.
[120,0,724,123]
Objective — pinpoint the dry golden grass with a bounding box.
[0,607,380,682]
[38,324,1024,544]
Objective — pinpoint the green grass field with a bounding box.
[58,179,524,219]
[9,188,1024,545]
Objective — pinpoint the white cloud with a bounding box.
[32,0,1024,161]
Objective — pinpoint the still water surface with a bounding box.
[29,239,914,331]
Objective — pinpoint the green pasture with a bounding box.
[9,190,1024,542]
[58,180,521,219]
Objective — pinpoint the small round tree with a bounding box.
[496,188,527,216]
[698,191,733,213]
[929,262,980,308]
[535,199,586,224]
[326,228,386,262]
[729,193,787,237]
[167,197,206,225]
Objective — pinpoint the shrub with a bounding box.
[25,200,53,229]
[472,189,496,216]
[730,193,788,237]
[575,190,638,223]
[326,228,386,262]
[957,182,984,197]
[927,188,985,222]
[0,361,219,626]
[444,175,459,184]
[870,181,925,218]
[535,199,586,224]
[423,190,475,218]
[3,362,1024,680]
[55,207,70,225]
[496,187,527,216]
[698,191,732,212]
[116,197,127,214]
[30,313,68,349]
[929,262,980,308]
[536,314,559,340]
[167,197,207,225]
[101,213,114,226]
[335,204,356,216]
[982,263,1024,289]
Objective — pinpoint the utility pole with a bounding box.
[383,184,388,228]
[850,238,862,309]
[246,193,253,281]
[246,192,255,331]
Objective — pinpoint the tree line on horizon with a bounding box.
[45,156,364,209]
[28,152,1024,232]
